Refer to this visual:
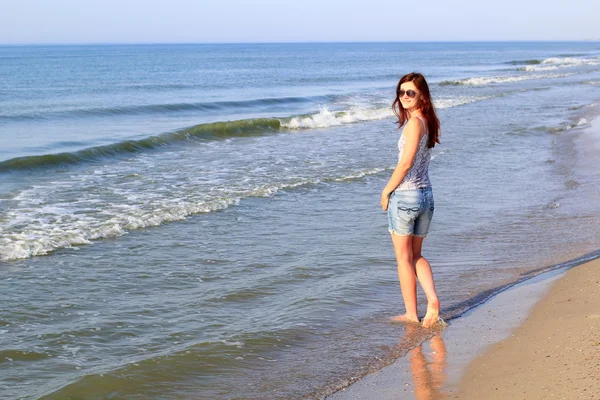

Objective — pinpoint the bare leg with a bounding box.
[390,233,419,323]
[412,236,440,327]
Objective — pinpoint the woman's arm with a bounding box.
[381,118,424,210]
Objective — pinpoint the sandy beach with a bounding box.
[458,257,600,399]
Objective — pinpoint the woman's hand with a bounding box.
[381,191,390,211]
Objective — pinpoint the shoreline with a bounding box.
[328,253,599,400]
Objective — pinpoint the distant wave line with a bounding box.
[504,59,542,65]
[439,71,579,86]
[0,95,333,122]
[0,118,284,172]
[504,54,597,66]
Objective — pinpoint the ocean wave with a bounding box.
[516,65,560,72]
[0,95,330,122]
[534,117,591,134]
[0,197,238,261]
[515,58,600,72]
[505,59,542,65]
[281,96,493,129]
[440,72,575,86]
[542,57,583,65]
[0,118,283,171]
[556,53,586,57]
[541,56,600,68]
[505,55,596,66]
[281,106,391,129]
[568,103,598,111]
[434,96,489,108]
[0,167,391,262]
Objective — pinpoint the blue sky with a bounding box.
[1,0,599,44]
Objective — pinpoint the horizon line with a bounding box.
[1,39,600,47]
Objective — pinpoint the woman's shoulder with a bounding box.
[403,116,425,137]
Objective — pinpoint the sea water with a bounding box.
[1,42,599,399]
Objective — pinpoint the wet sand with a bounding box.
[458,257,600,399]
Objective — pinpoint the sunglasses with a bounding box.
[397,89,419,98]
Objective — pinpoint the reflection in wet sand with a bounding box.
[403,325,448,399]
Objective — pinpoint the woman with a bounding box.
[381,72,441,328]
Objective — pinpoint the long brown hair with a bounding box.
[392,72,440,148]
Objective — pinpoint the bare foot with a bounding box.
[422,300,440,328]
[391,314,420,324]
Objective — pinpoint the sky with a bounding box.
[1,0,599,44]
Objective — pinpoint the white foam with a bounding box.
[0,166,394,262]
[434,96,489,108]
[444,72,575,86]
[281,97,488,131]
[517,65,560,72]
[542,57,581,65]
[0,194,240,261]
[331,167,389,181]
[281,106,392,130]
[541,57,599,68]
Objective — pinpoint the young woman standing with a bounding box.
[381,72,441,328]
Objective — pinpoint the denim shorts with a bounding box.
[387,187,434,237]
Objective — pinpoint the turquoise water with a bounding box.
[1,42,599,399]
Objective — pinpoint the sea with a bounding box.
[1,42,599,399]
